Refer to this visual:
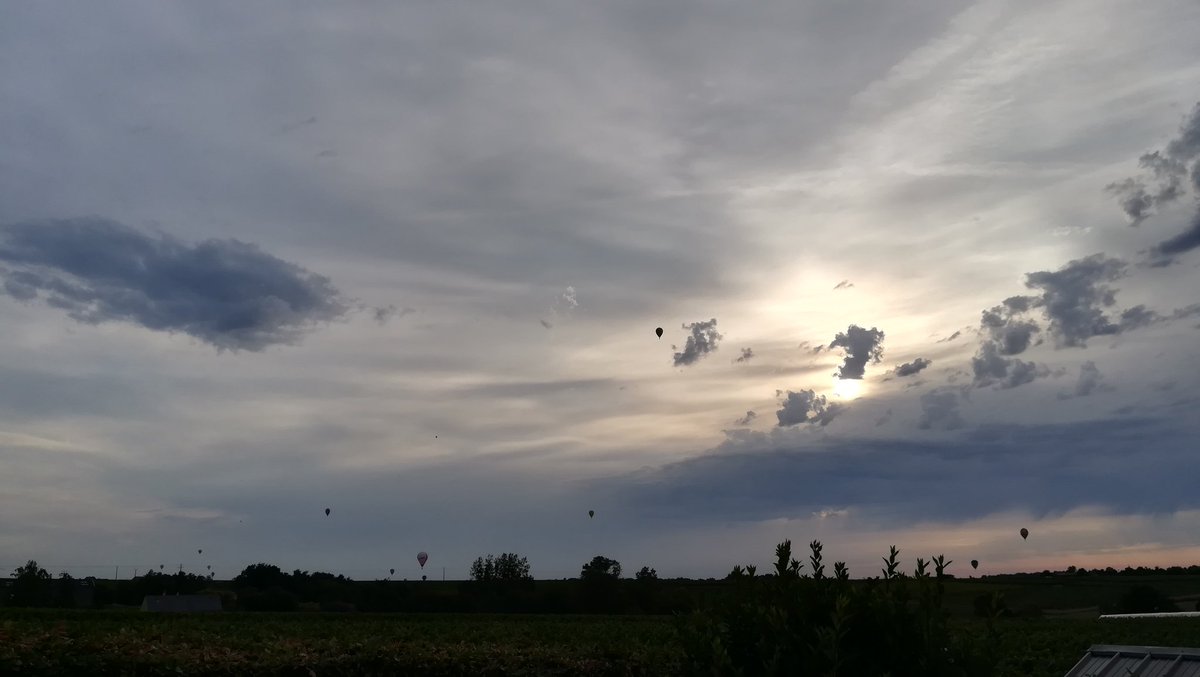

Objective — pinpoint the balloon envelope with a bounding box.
[417,552,428,568]
[655,327,663,338]
[197,549,202,554]
[970,560,978,570]
[1020,527,1029,540]
[325,508,331,516]
[390,568,395,575]
[588,510,594,518]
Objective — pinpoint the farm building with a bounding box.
[1064,645,1200,676]
[141,594,222,612]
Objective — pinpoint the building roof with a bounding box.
[1064,645,1200,677]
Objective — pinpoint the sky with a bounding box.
[2,0,1200,582]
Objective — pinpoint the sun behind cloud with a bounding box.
[833,378,863,399]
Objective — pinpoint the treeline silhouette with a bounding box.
[6,554,1200,615]
[1,555,698,614]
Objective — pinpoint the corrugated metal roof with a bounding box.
[1064,645,1200,677]
[1100,612,1200,619]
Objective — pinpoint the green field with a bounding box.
[4,608,1200,676]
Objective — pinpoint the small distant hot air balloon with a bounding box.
[159,564,164,570]
[655,327,663,338]
[417,551,428,569]
[588,510,594,519]
[1020,527,1029,540]
[390,568,395,576]
[421,575,427,581]
[970,560,978,570]
[197,549,202,555]
[206,565,211,570]
[325,508,331,516]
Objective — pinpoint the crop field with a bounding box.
[3,608,1200,676]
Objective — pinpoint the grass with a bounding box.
[3,608,1200,676]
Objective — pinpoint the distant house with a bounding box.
[141,594,222,612]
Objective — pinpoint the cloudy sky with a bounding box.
[3,0,1200,581]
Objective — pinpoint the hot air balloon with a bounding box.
[588,510,594,519]
[655,327,663,338]
[422,575,427,581]
[417,552,428,569]
[206,565,211,571]
[970,560,978,570]
[1020,528,1029,540]
[390,568,395,576]
[159,564,164,570]
[325,508,331,516]
[198,549,202,555]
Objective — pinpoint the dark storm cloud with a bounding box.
[1110,102,1200,263]
[971,343,1045,389]
[828,324,885,380]
[1023,254,1127,347]
[1056,361,1108,400]
[1148,211,1200,263]
[0,217,350,351]
[1118,305,1159,331]
[833,279,854,290]
[894,357,931,377]
[917,388,964,431]
[604,417,1198,526]
[1105,178,1157,226]
[734,347,754,363]
[775,389,843,428]
[734,410,756,426]
[672,318,722,367]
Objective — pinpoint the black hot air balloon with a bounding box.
[206,565,211,571]
[655,327,663,338]
[422,575,427,581]
[325,508,331,516]
[198,549,202,555]
[1020,527,1029,540]
[970,560,978,570]
[390,568,395,576]
[588,510,594,518]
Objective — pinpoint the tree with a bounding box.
[1116,585,1176,614]
[635,566,658,582]
[579,555,624,612]
[470,553,532,582]
[580,555,621,581]
[9,560,52,607]
[234,563,289,590]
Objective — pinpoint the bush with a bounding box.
[1116,585,1176,614]
[676,540,999,676]
[238,586,298,612]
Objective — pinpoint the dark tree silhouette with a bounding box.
[470,553,532,582]
[580,555,621,581]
